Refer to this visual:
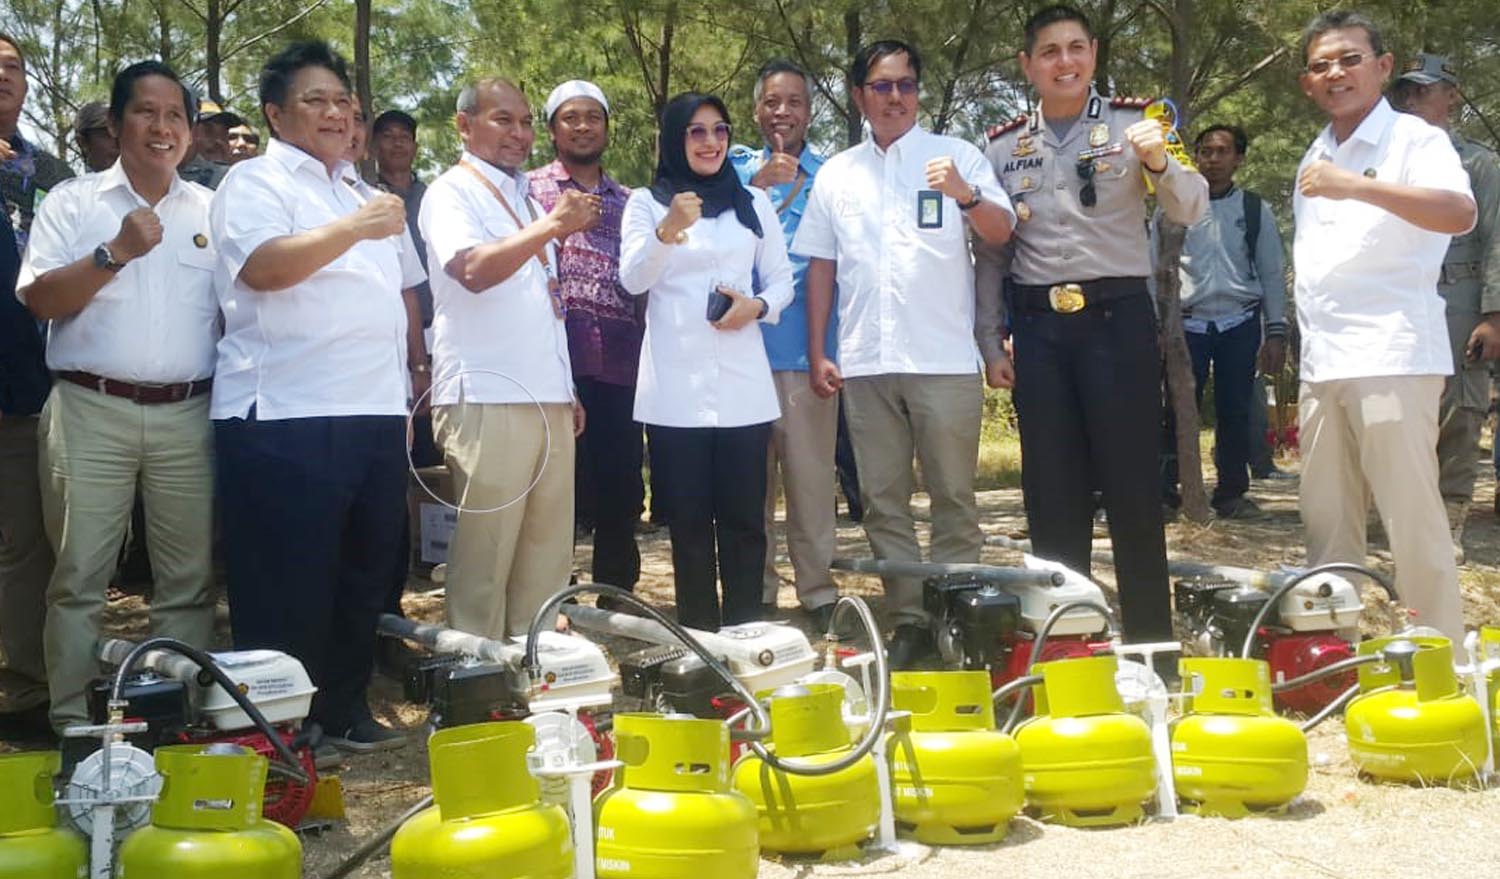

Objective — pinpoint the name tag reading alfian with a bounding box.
[917,190,943,229]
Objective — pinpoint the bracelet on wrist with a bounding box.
[655,225,688,245]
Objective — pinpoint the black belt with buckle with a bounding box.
[1010,277,1148,314]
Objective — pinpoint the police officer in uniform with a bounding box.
[1389,53,1500,549]
[975,4,1207,646]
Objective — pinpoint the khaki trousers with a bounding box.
[1299,375,1466,644]
[842,373,983,626]
[433,400,575,639]
[763,371,838,609]
[39,382,215,732]
[0,414,53,712]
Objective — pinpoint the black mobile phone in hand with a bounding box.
[707,288,734,321]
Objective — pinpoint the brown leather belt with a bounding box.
[56,370,212,405]
[1011,277,1148,314]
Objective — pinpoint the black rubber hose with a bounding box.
[991,673,1043,707]
[109,637,309,784]
[1269,654,1382,693]
[1299,682,1364,732]
[1239,563,1398,659]
[321,793,433,879]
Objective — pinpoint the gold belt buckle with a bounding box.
[1048,283,1086,313]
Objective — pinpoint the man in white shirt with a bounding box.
[420,78,595,640]
[792,40,1014,667]
[18,61,218,735]
[212,41,427,753]
[1293,11,1477,645]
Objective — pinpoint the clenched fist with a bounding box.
[551,189,602,237]
[1124,119,1168,171]
[925,156,970,201]
[659,191,702,241]
[349,192,407,241]
[110,208,163,262]
[1297,160,1364,201]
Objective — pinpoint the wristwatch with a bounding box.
[754,296,769,319]
[957,185,982,211]
[93,243,126,272]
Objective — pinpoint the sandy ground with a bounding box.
[14,453,1500,878]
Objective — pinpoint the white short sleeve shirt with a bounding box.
[209,139,424,420]
[418,153,574,408]
[791,126,1012,379]
[18,163,219,382]
[1293,99,1475,383]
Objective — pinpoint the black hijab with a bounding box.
[649,92,763,238]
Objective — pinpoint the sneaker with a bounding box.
[1252,467,1296,481]
[326,717,407,754]
[1213,496,1268,520]
[313,742,344,771]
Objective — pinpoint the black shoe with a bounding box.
[0,702,53,745]
[326,717,407,754]
[596,592,639,615]
[1149,652,1182,690]
[1213,496,1267,520]
[886,624,938,670]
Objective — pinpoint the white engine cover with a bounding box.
[1275,571,1362,632]
[689,622,818,694]
[199,650,317,730]
[511,631,617,711]
[1019,555,1112,636]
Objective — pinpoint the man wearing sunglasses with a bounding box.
[1292,12,1476,646]
[794,39,1014,668]
[1389,54,1500,560]
[974,4,1206,651]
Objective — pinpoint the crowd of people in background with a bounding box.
[0,4,1494,761]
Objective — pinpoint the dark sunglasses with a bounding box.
[686,122,732,144]
[1305,52,1365,76]
[1075,158,1097,208]
[863,78,918,96]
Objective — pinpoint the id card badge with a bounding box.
[917,189,943,228]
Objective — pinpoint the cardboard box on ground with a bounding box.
[408,466,457,572]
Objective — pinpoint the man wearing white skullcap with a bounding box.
[529,80,646,608]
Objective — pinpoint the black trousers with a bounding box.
[835,395,862,520]
[1163,315,1261,507]
[217,413,407,733]
[1011,287,1172,642]
[645,422,770,631]
[576,378,643,590]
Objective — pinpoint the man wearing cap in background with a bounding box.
[227,124,260,163]
[177,98,238,189]
[73,102,118,173]
[1390,52,1500,555]
[528,80,644,604]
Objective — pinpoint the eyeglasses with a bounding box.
[1305,52,1365,76]
[1075,158,1097,208]
[863,78,918,96]
[686,122,731,144]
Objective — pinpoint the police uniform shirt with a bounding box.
[17,162,218,383]
[791,125,1013,378]
[1293,98,1473,383]
[420,151,574,409]
[210,138,427,420]
[1444,133,1500,314]
[983,88,1207,286]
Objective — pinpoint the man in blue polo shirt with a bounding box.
[730,59,840,632]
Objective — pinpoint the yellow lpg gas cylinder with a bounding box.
[732,683,879,857]
[1345,637,1488,786]
[390,722,572,879]
[886,670,1023,844]
[117,744,301,879]
[594,713,758,879]
[1171,657,1307,817]
[0,751,86,879]
[1013,655,1155,827]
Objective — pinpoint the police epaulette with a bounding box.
[987,115,1028,140]
[1110,95,1152,109]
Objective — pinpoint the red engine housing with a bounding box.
[1263,631,1355,715]
[991,634,1112,714]
[186,728,317,829]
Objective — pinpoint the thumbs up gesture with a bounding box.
[750,131,800,189]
